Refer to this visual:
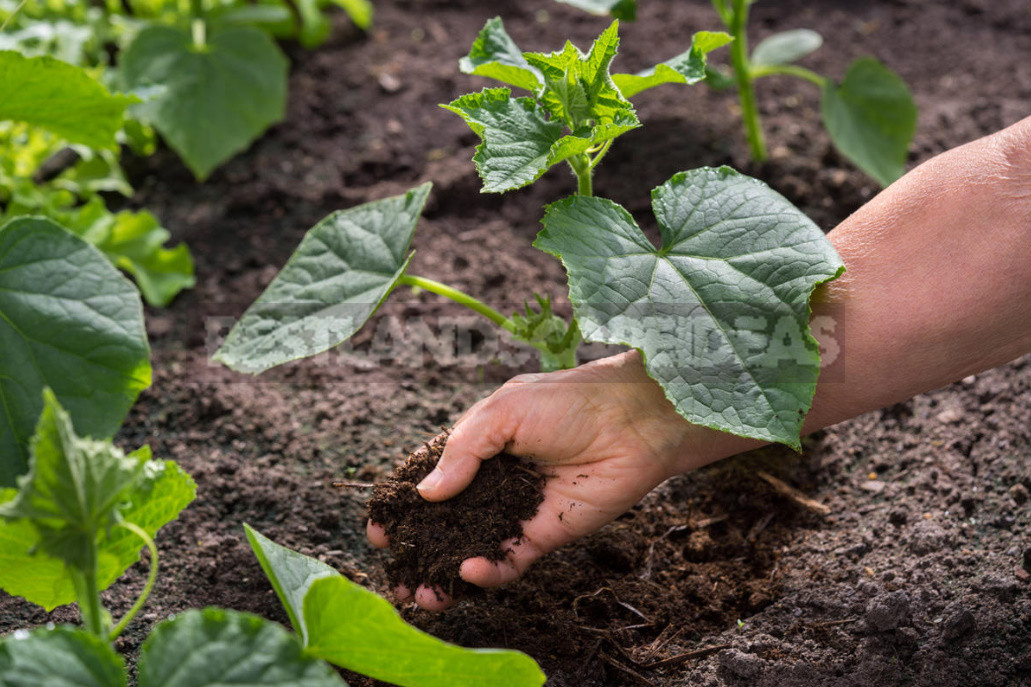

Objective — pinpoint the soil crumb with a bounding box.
[367,432,545,599]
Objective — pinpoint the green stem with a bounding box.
[728,0,766,162]
[0,0,30,32]
[751,63,827,87]
[108,523,159,641]
[568,154,593,196]
[588,139,613,172]
[71,542,105,638]
[399,275,517,335]
[190,0,206,48]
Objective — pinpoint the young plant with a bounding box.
[214,19,844,448]
[708,0,917,186]
[0,392,545,686]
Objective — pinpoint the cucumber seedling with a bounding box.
[215,18,844,448]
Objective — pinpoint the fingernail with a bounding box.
[417,468,443,493]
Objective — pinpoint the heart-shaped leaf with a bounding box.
[535,167,844,448]
[120,25,288,180]
[821,58,917,187]
[213,184,432,373]
[0,217,151,486]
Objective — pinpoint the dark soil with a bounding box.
[367,431,545,598]
[3,0,1031,685]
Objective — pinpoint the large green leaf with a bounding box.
[750,29,822,67]
[555,0,636,20]
[119,25,288,180]
[458,17,542,92]
[304,576,545,687]
[213,184,432,374]
[0,626,126,687]
[0,456,195,610]
[0,217,151,486]
[0,51,135,148]
[535,167,844,448]
[612,31,732,98]
[244,524,336,645]
[821,58,916,187]
[137,609,345,687]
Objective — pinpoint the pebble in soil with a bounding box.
[367,432,546,599]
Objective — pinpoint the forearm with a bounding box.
[688,117,1031,466]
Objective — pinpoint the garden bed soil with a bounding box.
[3,0,1030,685]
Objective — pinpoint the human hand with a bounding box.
[367,350,754,610]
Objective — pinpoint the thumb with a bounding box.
[416,390,523,502]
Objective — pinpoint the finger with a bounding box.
[366,521,389,549]
[459,536,544,588]
[415,584,454,612]
[394,585,413,603]
[417,392,523,502]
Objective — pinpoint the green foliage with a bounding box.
[611,31,732,97]
[750,29,822,67]
[821,58,917,187]
[214,183,431,374]
[0,218,151,486]
[120,25,288,180]
[0,51,135,148]
[450,18,729,195]
[246,525,547,687]
[450,19,642,193]
[0,457,195,610]
[555,0,636,21]
[709,0,917,185]
[535,168,844,447]
[0,626,127,687]
[137,609,345,687]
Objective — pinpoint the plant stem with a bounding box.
[588,139,613,171]
[728,0,766,162]
[399,275,517,335]
[71,542,105,638]
[190,0,206,48]
[568,153,593,197]
[751,63,827,87]
[0,0,30,32]
[109,523,159,641]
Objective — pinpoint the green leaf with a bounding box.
[523,21,633,127]
[458,17,542,92]
[0,626,126,687]
[331,0,373,30]
[555,0,636,20]
[0,217,151,486]
[820,58,916,187]
[443,89,565,193]
[305,576,545,687]
[213,184,432,374]
[244,524,337,645]
[119,25,288,180]
[750,29,823,67]
[0,456,195,611]
[137,608,345,687]
[535,167,844,448]
[612,31,732,98]
[0,390,146,569]
[70,202,195,308]
[0,51,135,148]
